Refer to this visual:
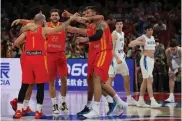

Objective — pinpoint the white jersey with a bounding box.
[170,46,181,69]
[142,35,156,51]
[112,30,125,63]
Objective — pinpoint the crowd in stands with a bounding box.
[1,0,181,92]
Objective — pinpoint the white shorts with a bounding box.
[169,59,180,73]
[108,60,129,77]
[140,55,154,79]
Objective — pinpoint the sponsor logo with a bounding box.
[0,63,10,85]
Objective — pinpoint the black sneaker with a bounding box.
[77,106,90,116]
[60,102,68,112]
[53,104,59,114]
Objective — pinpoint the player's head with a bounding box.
[115,20,123,31]
[169,40,178,54]
[34,13,46,26]
[85,6,99,17]
[50,9,60,23]
[144,24,153,37]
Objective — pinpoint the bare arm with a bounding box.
[86,15,104,21]
[14,33,26,48]
[128,36,146,47]
[112,32,119,60]
[165,49,174,71]
[66,26,87,35]
[20,23,37,32]
[11,19,31,26]
[44,13,78,35]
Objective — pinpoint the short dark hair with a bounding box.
[169,40,177,47]
[85,6,100,14]
[50,9,60,15]
[116,19,122,23]
[144,24,153,30]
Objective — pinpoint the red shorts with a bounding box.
[20,54,25,70]
[88,50,112,82]
[47,52,68,81]
[22,55,49,84]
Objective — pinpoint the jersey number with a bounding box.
[52,36,58,42]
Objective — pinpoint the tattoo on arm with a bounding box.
[96,21,106,31]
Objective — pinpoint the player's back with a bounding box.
[25,25,47,56]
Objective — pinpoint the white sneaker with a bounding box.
[83,109,100,119]
[150,101,162,108]
[127,97,137,106]
[60,102,68,113]
[165,96,175,103]
[137,100,150,108]
[116,100,128,116]
[53,104,59,114]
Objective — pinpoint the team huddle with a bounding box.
[10,5,181,119]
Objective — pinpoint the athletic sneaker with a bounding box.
[10,98,18,111]
[127,97,137,106]
[60,102,68,112]
[22,106,35,116]
[53,104,59,114]
[77,106,91,116]
[13,110,22,119]
[137,100,150,108]
[165,96,175,103]
[107,101,117,115]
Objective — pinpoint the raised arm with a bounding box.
[14,32,26,48]
[11,19,31,27]
[44,13,79,35]
[128,36,146,47]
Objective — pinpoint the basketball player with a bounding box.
[77,6,127,118]
[128,25,161,108]
[165,40,181,103]
[13,13,78,119]
[106,20,137,107]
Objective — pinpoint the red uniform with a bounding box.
[87,23,113,82]
[47,22,68,80]
[22,26,49,84]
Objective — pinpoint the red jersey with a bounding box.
[88,22,112,54]
[24,26,47,55]
[47,22,66,52]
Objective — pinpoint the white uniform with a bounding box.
[109,30,129,77]
[140,35,156,79]
[169,46,181,74]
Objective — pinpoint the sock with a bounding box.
[37,104,42,112]
[92,101,100,114]
[51,97,57,105]
[23,100,29,110]
[150,97,156,103]
[139,96,144,101]
[106,95,114,103]
[86,101,92,109]
[17,103,23,111]
[127,95,132,100]
[170,93,174,97]
[61,96,65,103]
[113,94,122,104]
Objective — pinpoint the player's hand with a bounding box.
[128,42,134,47]
[11,19,21,26]
[76,37,89,43]
[62,9,71,17]
[70,13,79,21]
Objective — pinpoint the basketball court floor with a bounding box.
[1,90,181,121]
